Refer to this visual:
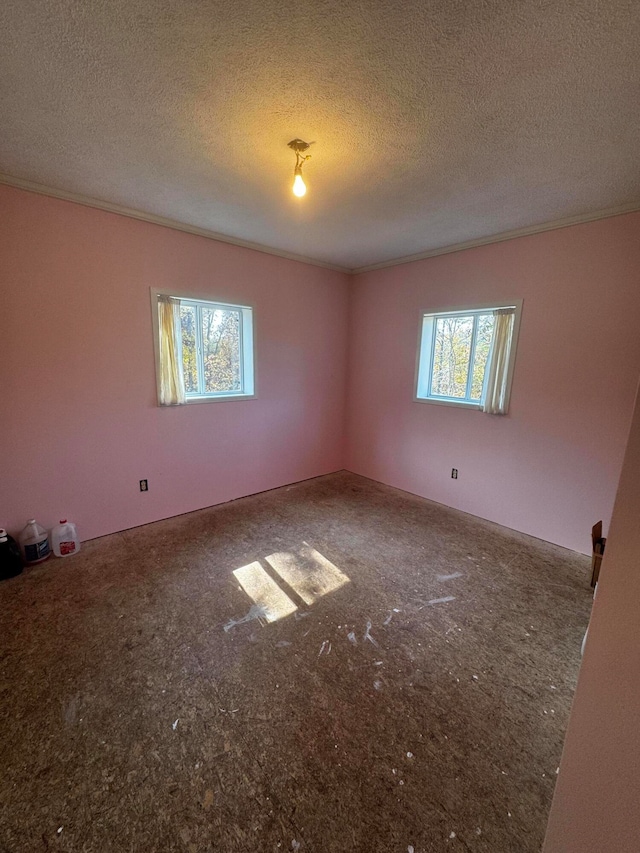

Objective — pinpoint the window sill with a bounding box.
[414,396,482,410]
[185,393,257,405]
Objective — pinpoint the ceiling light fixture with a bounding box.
[287,138,312,197]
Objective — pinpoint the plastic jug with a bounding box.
[19,519,51,564]
[0,529,23,579]
[51,519,80,557]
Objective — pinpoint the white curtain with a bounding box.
[482,308,515,415]
[158,296,186,406]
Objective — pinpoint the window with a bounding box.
[152,291,255,405]
[415,302,521,414]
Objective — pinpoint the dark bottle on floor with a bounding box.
[0,529,23,580]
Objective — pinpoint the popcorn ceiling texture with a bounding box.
[0,0,638,269]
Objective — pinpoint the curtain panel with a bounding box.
[158,296,186,406]
[482,308,515,415]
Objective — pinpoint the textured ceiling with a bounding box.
[1,0,639,270]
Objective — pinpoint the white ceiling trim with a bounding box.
[352,202,640,274]
[0,173,350,274]
[2,172,638,277]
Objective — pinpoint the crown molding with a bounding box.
[352,202,640,274]
[0,173,351,274]
[2,172,638,277]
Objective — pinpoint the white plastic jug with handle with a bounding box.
[51,520,80,557]
[19,519,51,564]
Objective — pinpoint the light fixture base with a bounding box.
[288,138,311,154]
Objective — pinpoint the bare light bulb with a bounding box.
[293,168,306,197]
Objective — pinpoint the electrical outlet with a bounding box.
[451,469,458,479]
[140,479,148,492]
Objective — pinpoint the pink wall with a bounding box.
[346,213,640,553]
[0,185,349,541]
[543,377,640,851]
[3,184,639,554]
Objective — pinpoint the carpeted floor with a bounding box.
[0,472,593,852]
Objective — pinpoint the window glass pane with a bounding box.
[470,314,495,400]
[202,307,241,393]
[431,315,473,398]
[180,305,198,393]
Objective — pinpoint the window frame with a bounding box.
[414,300,522,410]
[150,288,256,405]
